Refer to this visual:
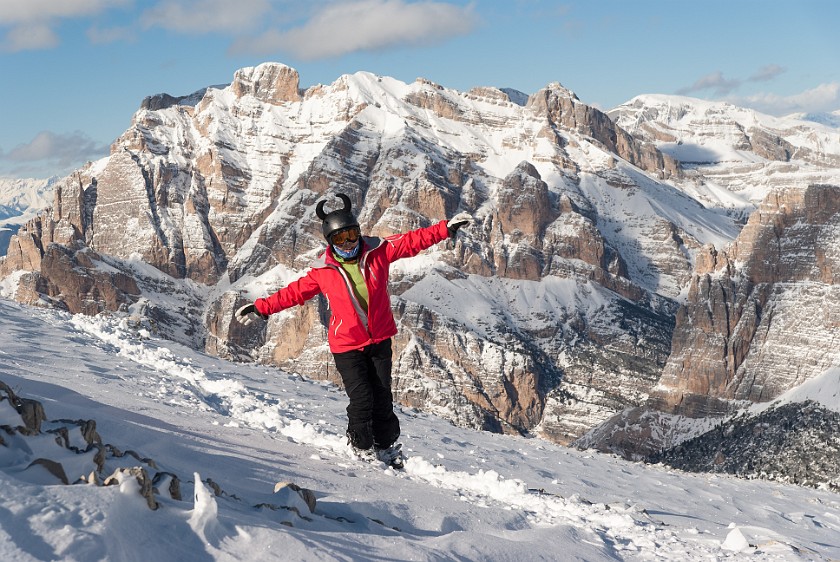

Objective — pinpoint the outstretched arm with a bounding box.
[256,274,322,315]
[383,212,473,262]
[234,272,322,325]
[382,220,449,261]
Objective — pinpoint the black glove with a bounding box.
[447,211,472,238]
[235,303,267,326]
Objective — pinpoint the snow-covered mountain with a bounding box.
[1,298,838,561]
[0,176,57,255]
[609,95,840,221]
[2,64,840,480]
[0,63,742,446]
[793,110,840,129]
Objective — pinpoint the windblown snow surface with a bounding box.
[0,297,838,561]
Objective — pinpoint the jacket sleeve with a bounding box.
[254,271,322,316]
[382,220,450,262]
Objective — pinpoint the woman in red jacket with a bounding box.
[236,193,471,467]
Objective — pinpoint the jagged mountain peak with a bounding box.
[539,81,579,100]
[231,62,302,104]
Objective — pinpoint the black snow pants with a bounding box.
[332,338,400,450]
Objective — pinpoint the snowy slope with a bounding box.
[1,297,838,561]
[764,367,840,413]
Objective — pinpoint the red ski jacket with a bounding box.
[254,220,450,353]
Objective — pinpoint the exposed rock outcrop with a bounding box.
[232,63,302,105]
[0,380,316,517]
[528,85,680,180]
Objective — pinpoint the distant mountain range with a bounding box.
[797,110,840,128]
[2,63,839,489]
[0,176,57,255]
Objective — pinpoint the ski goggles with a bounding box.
[331,226,361,246]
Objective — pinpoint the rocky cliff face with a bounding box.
[650,184,840,416]
[8,64,840,451]
[577,97,840,459]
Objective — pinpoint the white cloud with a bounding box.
[2,22,58,52]
[677,64,788,98]
[0,131,109,175]
[232,0,478,59]
[0,0,128,51]
[0,0,477,56]
[0,0,126,24]
[677,65,837,116]
[140,0,273,34]
[676,71,741,97]
[748,64,786,83]
[730,82,840,116]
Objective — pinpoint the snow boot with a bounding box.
[350,444,378,463]
[375,443,405,470]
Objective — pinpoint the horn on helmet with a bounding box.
[316,193,352,220]
[337,193,352,213]
[315,200,328,220]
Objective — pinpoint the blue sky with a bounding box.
[1,0,838,179]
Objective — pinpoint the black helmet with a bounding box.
[316,193,359,240]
